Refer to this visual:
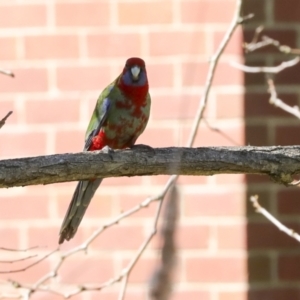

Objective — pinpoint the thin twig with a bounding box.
[0,111,13,130]
[0,68,14,77]
[0,0,246,298]
[0,255,37,264]
[230,56,300,73]
[267,78,300,119]
[261,36,300,55]
[250,195,300,243]
[0,246,39,252]
[203,118,241,146]
[0,248,57,274]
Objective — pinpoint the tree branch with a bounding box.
[1,146,300,188]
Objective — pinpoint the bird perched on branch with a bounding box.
[59,57,151,244]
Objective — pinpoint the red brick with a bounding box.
[182,61,243,86]
[87,33,142,58]
[275,125,300,145]
[0,195,49,220]
[57,192,113,221]
[242,0,265,22]
[149,31,206,56]
[55,129,85,153]
[219,291,247,300]
[274,0,300,22]
[247,222,300,249]
[116,194,157,218]
[177,225,210,249]
[181,124,244,147]
[184,193,244,217]
[0,68,47,93]
[216,93,244,118]
[0,5,46,28]
[91,291,146,300]
[186,257,246,282]
[147,63,174,88]
[245,174,270,184]
[138,126,176,147]
[0,131,47,157]
[279,254,300,280]
[59,254,114,283]
[173,291,211,300]
[103,175,144,186]
[0,254,50,283]
[245,125,269,146]
[275,60,300,85]
[90,225,144,250]
[0,37,17,60]
[55,3,110,27]
[181,0,236,23]
[122,257,158,283]
[0,228,19,249]
[25,36,79,59]
[278,188,300,215]
[0,99,17,124]
[215,174,245,184]
[177,175,207,185]
[25,98,80,124]
[28,227,71,249]
[151,94,209,120]
[248,255,271,281]
[249,288,300,300]
[56,66,111,91]
[217,225,246,249]
[118,1,173,25]
[181,62,208,86]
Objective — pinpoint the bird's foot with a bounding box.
[101,145,115,159]
[131,144,155,153]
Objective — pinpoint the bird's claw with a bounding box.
[101,146,115,159]
[131,144,154,153]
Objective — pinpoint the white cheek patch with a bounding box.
[131,66,140,79]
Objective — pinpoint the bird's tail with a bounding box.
[58,179,102,244]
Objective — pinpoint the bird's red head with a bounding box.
[120,57,148,87]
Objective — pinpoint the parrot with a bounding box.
[58,57,151,244]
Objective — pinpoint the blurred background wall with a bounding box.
[0,0,299,299]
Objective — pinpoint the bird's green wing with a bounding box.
[83,82,115,151]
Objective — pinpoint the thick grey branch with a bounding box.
[1,146,300,188]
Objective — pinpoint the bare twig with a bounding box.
[203,118,241,146]
[244,25,266,52]
[0,248,57,274]
[288,179,300,186]
[230,56,300,73]
[244,27,300,55]
[0,111,13,130]
[0,255,37,264]
[0,0,246,298]
[267,78,300,119]
[261,36,300,55]
[0,68,14,77]
[250,195,300,243]
[0,246,39,252]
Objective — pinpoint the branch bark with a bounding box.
[1,146,300,188]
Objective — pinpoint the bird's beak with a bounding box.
[131,66,140,80]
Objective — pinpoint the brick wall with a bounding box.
[243,0,300,299]
[2,0,294,299]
